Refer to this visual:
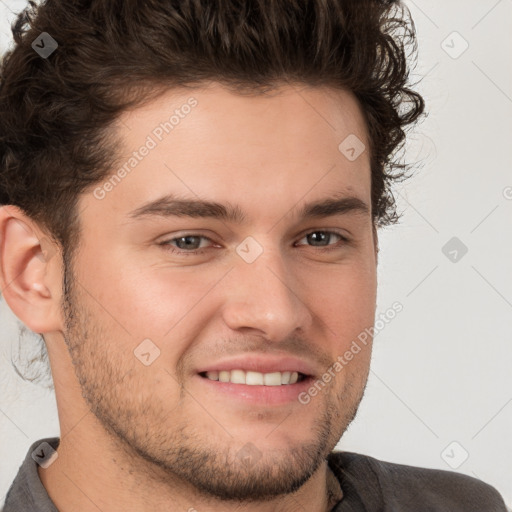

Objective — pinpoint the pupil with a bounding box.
[178,236,199,249]
[308,232,328,246]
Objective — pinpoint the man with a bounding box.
[0,0,508,510]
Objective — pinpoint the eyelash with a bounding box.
[158,230,350,256]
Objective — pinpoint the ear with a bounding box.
[0,205,64,334]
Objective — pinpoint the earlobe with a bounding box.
[0,205,62,334]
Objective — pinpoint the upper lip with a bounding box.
[196,355,318,378]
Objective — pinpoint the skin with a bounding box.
[0,82,378,512]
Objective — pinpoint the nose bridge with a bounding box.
[221,241,312,340]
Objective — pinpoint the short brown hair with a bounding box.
[1,0,424,250]
[0,0,424,382]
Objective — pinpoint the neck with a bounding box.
[38,419,340,512]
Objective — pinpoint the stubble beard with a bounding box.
[60,252,367,503]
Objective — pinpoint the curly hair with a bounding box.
[0,0,424,383]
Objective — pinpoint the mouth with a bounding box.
[194,355,319,405]
[196,368,315,406]
[198,369,309,386]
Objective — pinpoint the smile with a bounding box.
[200,370,307,386]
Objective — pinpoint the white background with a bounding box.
[0,0,511,508]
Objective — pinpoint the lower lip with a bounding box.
[195,374,314,406]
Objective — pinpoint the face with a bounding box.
[60,82,377,501]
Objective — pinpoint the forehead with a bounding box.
[80,82,372,225]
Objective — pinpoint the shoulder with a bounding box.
[327,450,508,512]
[3,437,60,512]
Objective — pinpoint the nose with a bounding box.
[220,245,313,342]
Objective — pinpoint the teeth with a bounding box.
[204,369,301,386]
[246,371,263,385]
[230,369,246,384]
[263,372,281,386]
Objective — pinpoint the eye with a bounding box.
[159,234,214,255]
[295,230,349,251]
[158,230,349,256]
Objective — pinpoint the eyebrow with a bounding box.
[127,193,370,224]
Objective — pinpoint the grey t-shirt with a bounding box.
[2,437,508,511]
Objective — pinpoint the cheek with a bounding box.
[304,271,376,382]
[79,245,212,339]
[78,240,376,356]
[301,260,377,335]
